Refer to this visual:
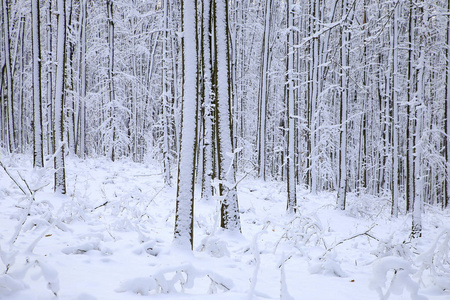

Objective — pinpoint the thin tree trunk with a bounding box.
[79,0,87,159]
[54,0,67,194]
[201,0,214,202]
[32,0,44,167]
[257,0,272,180]
[337,0,350,210]
[406,0,415,213]
[174,0,198,250]
[2,0,14,152]
[445,0,450,209]
[214,0,241,232]
[310,0,320,194]
[412,32,425,239]
[107,0,116,161]
[162,0,172,186]
[286,0,297,213]
[47,0,53,156]
[391,1,399,217]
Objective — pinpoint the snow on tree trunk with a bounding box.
[337,0,350,210]
[201,0,214,202]
[54,0,67,194]
[310,0,320,195]
[406,1,415,213]
[257,0,271,181]
[107,0,116,161]
[391,2,399,217]
[46,0,53,156]
[412,41,425,239]
[32,0,44,168]
[2,0,15,152]
[445,0,450,209]
[79,0,87,159]
[174,0,198,250]
[286,0,297,213]
[162,0,172,186]
[214,0,241,232]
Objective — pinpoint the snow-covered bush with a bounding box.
[370,256,426,300]
[417,229,450,292]
[117,263,233,295]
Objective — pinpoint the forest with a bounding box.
[1,0,450,299]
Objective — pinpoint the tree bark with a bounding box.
[54,0,67,194]
[174,0,198,250]
[32,0,44,167]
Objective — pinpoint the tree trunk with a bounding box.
[257,0,272,180]
[54,0,67,194]
[337,0,350,210]
[445,0,450,209]
[214,0,241,232]
[162,0,172,186]
[286,0,297,213]
[46,0,53,156]
[2,0,14,152]
[201,0,214,202]
[32,0,44,167]
[174,0,198,250]
[79,0,87,159]
[391,1,399,217]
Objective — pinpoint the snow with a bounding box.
[1,153,450,300]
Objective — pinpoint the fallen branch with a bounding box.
[323,224,378,257]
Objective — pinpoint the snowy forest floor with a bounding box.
[1,152,450,300]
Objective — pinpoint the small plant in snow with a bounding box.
[197,236,230,258]
[308,250,347,277]
[371,234,412,261]
[417,228,450,292]
[0,257,59,297]
[370,256,427,300]
[276,214,327,253]
[117,263,233,295]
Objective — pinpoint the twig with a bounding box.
[207,275,231,291]
[93,201,109,210]
[324,224,378,256]
[0,160,28,196]
[140,187,165,218]
[18,172,33,195]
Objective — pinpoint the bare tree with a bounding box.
[286,0,297,213]
[54,0,67,194]
[214,0,241,232]
[32,0,44,167]
[174,0,198,249]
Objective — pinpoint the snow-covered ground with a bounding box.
[1,153,449,300]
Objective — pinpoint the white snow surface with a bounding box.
[0,153,449,300]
